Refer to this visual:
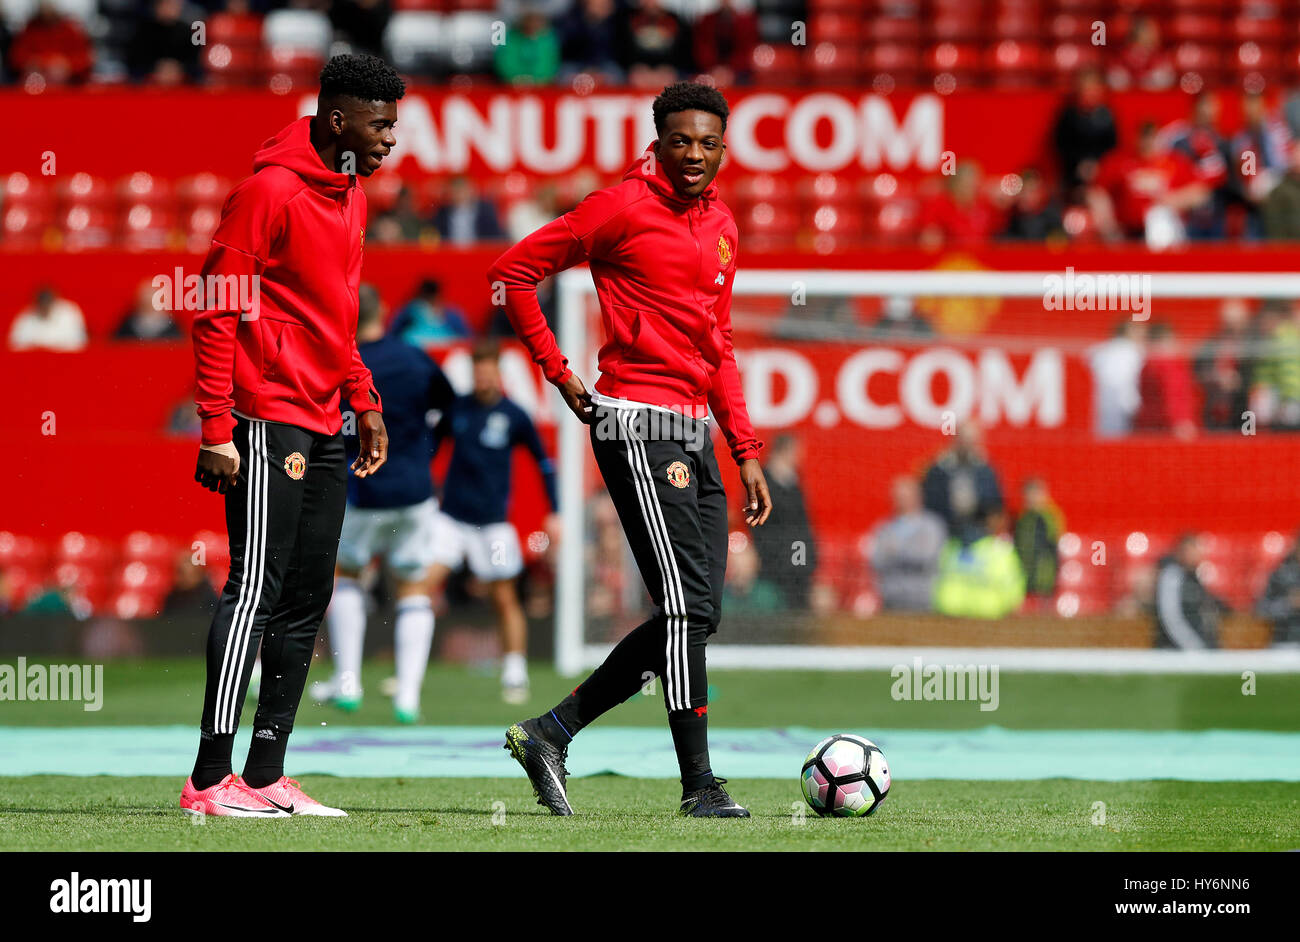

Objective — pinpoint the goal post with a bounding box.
[552,266,1300,676]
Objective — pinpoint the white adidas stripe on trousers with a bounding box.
[214,420,269,733]
[617,410,691,712]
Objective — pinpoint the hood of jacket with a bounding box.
[253,116,354,198]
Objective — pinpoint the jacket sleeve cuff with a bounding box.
[200,411,236,447]
[348,385,382,416]
[732,441,763,465]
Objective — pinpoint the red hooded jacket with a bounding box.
[193,117,381,446]
[487,146,761,464]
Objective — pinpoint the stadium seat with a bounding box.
[741,200,800,253]
[869,16,922,43]
[115,172,171,208]
[865,42,923,85]
[442,11,498,74]
[806,41,861,85]
[384,12,445,74]
[121,203,177,251]
[751,44,804,85]
[202,42,264,87]
[924,42,983,83]
[2,203,53,248]
[175,173,230,208]
[0,532,49,569]
[263,9,332,57]
[55,172,111,208]
[59,204,114,250]
[207,10,263,46]
[810,13,864,42]
[988,39,1043,87]
[122,531,175,564]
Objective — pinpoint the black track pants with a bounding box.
[198,416,347,743]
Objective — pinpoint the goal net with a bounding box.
[552,267,1300,675]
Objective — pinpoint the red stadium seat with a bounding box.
[2,202,53,247]
[741,201,800,253]
[176,172,231,207]
[1168,13,1224,43]
[122,531,176,564]
[207,11,263,45]
[203,42,264,87]
[121,203,177,252]
[865,43,923,85]
[869,16,922,43]
[751,45,803,85]
[988,39,1043,87]
[3,171,54,208]
[56,172,111,208]
[924,42,982,81]
[806,42,862,85]
[811,13,864,42]
[0,532,50,569]
[115,172,171,208]
[60,204,114,249]
[1232,14,1284,44]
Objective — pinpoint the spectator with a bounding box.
[495,6,561,87]
[919,160,1002,248]
[750,434,818,609]
[1134,323,1199,439]
[1255,530,1300,645]
[921,422,1004,544]
[1013,477,1063,598]
[330,0,391,59]
[388,279,471,345]
[1000,168,1065,241]
[1052,67,1117,192]
[619,0,690,90]
[721,531,782,614]
[162,550,218,617]
[369,184,425,244]
[1153,533,1225,649]
[692,0,759,86]
[8,285,87,351]
[1246,299,1289,426]
[1261,142,1300,240]
[558,0,624,83]
[933,511,1026,619]
[870,475,946,612]
[1090,121,1210,247]
[9,0,93,84]
[505,181,560,241]
[431,176,506,246]
[1162,92,1231,239]
[1193,298,1251,431]
[1230,91,1290,238]
[1109,15,1175,91]
[115,281,183,341]
[126,0,202,83]
[1087,320,1146,437]
[1262,300,1300,429]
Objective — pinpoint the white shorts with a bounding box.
[431,511,523,582]
[337,498,439,581]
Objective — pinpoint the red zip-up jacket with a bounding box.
[193,116,381,446]
[486,145,761,464]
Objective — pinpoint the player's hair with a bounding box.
[471,338,501,363]
[319,54,406,104]
[652,82,729,135]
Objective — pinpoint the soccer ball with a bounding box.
[800,734,891,817]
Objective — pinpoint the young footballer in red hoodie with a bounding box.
[180,54,402,817]
[492,83,773,817]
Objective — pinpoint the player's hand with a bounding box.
[558,373,594,424]
[739,458,772,527]
[352,411,388,478]
[195,442,240,493]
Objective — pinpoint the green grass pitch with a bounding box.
[2,660,1298,851]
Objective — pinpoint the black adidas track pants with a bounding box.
[587,404,729,713]
[198,415,347,742]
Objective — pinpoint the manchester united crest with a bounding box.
[284,452,306,480]
[717,235,732,267]
[666,460,691,489]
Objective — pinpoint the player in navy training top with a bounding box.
[312,285,455,722]
[429,339,559,702]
